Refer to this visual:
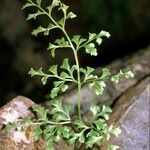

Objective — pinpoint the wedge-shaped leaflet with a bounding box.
[66,12,77,19]
[22,2,35,10]
[32,24,56,36]
[61,58,70,71]
[89,80,106,95]
[84,43,97,56]
[55,37,69,48]
[47,0,61,14]
[111,70,134,84]
[72,35,86,48]
[100,68,111,79]
[34,106,49,121]
[26,10,44,20]
[86,129,102,148]
[48,65,58,75]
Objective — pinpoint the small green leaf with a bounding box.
[53,130,61,142]
[68,131,78,144]
[43,125,56,134]
[54,81,64,87]
[52,0,60,7]
[47,43,59,50]
[88,33,97,41]
[90,104,100,117]
[85,67,95,80]
[79,132,85,143]
[72,35,86,48]
[61,58,70,71]
[86,129,102,148]
[94,119,106,130]
[96,37,102,45]
[48,65,58,75]
[44,23,56,35]
[28,68,38,77]
[108,125,121,137]
[47,0,60,13]
[51,49,56,57]
[97,105,112,120]
[31,26,46,36]
[89,81,106,95]
[86,129,99,138]
[63,103,72,118]
[67,12,77,19]
[28,68,44,77]
[5,124,17,132]
[58,18,64,26]
[41,76,48,85]
[34,106,48,120]
[33,125,43,141]
[50,87,60,98]
[60,72,70,79]
[111,70,134,84]
[99,30,110,38]
[22,116,32,124]
[60,126,70,139]
[84,43,97,56]
[86,136,102,148]
[22,3,35,10]
[59,3,69,14]
[68,130,85,144]
[74,119,88,129]
[55,37,69,48]
[125,71,134,78]
[53,112,69,121]
[101,68,111,79]
[60,83,68,92]
[26,10,44,20]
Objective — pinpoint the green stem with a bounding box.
[29,120,71,125]
[62,29,82,120]
[34,3,82,120]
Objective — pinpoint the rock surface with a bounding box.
[0,76,149,150]
[0,96,71,150]
[0,96,44,150]
[109,76,150,150]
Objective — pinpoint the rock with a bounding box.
[0,96,71,150]
[54,46,150,109]
[109,76,150,150]
[0,96,42,150]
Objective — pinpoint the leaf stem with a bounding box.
[61,29,82,120]
[29,120,71,125]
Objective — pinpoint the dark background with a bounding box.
[0,0,150,106]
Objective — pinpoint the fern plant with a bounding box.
[5,0,134,150]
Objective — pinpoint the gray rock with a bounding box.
[109,76,150,150]
[0,96,70,150]
[0,96,43,150]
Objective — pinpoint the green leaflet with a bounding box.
[89,80,106,95]
[84,43,97,56]
[26,10,44,20]
[111,70,134,84]
[61,58,70,71]
[34,106,49,121]
[49,65,58,75]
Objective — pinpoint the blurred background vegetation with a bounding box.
[0,0,150,106]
